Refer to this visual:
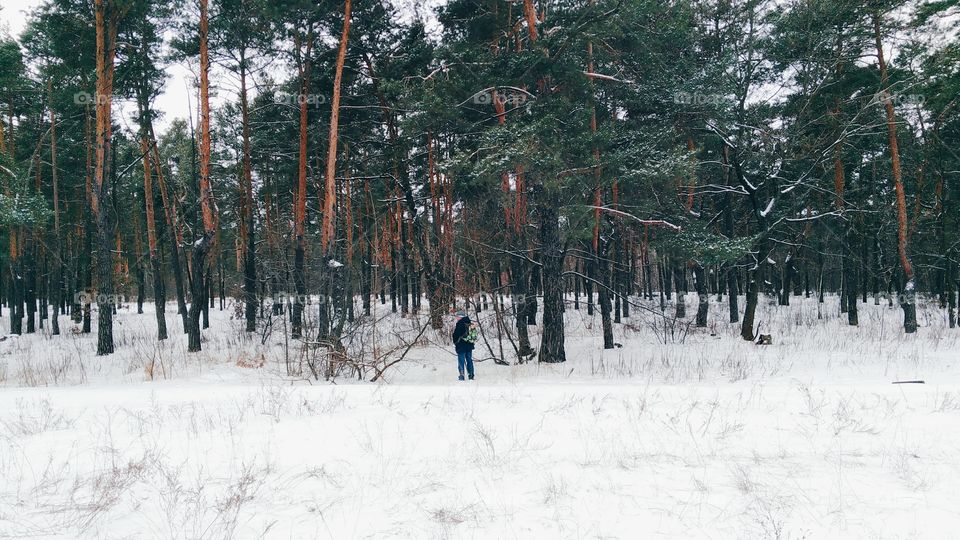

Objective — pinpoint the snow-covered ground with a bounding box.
[1,294,959,538]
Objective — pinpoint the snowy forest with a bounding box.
[1,0,960,537]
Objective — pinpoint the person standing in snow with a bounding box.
[452,312,477,381]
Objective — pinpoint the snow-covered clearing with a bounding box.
[1,295,959,538]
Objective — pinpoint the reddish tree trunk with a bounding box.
[91,0,121,355]
[188,0,218,351]
[874,13,916,333]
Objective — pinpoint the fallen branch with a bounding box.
[369,323,430,382]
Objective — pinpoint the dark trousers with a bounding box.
[457,350,474,379]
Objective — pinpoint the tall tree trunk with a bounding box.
[38,253,48,329]
[511,255,533,358]
[0,114,5,323]
[739,232,768,342]
[740,243,765,342]
[141,135,167,339]
[135,262,144,314]
[674,264,686,319]
[425,134,447,329]
[596,241,614,349]
[727,266,739,323]
[683,136,709,326]
[585,259,594,315]
[83,216,92,332]
[779,258,793,306]
[874,13,916,333]
[722,146,739,322]
[938,161,954,327]
[526,262,538,325]
[188,0,218,352]
[832,105,858,326]
[239,61,257,333]
[695,264,708,327]
[6,228,20,335]
[202,268,211,329]
[845,233,859,325]
[321,0,350,254]
[91,0,120,356]
[537,183,565,363]
[318,0,352,345]
[48,79,62,336]
[136,67,168,340]
[152,140,187,331]
[726,139,771,341]
[344,154,355,323]
[362,178,373,316]
[291,27,313,339]
[587,22,613,348]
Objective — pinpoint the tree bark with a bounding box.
[47,79,62,336]
[695,264,708,327]
[596,240,615,349]
[874,13,916,333]
[135,60,168,340]
[239,61,257,333]
[151,140,187,331]
[537,184,565,363]
[320,0,351,255]
[188,0,218,352]
[318,0,352,345]
[721,145,739,322]
[674,264,686,319]
[291,26,313,339]
[91,0,120,355]
[6,228,20,334]
[740,244,765,342]
[140,135,167,339]
[511,255,533,358]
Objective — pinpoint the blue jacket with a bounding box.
[452,317,475,353]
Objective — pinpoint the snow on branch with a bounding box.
[582,71,635,85]
[704,122,737,151]
[585,205,681,231]
[760,197,775,218]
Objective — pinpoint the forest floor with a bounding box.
[1,294,959,539]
